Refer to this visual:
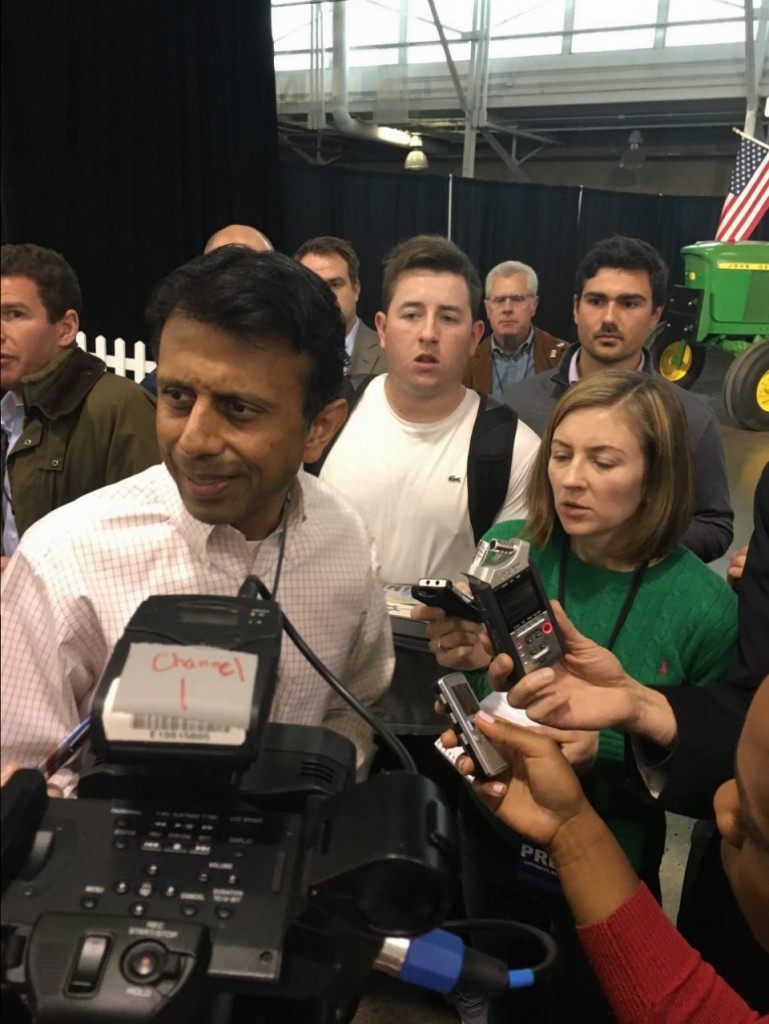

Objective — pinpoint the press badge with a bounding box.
[514,841,561,894]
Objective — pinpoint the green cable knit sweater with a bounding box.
[469,520,738,879]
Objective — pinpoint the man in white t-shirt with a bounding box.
[318,234,540,585]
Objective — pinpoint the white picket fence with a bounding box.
[75,332,156,382]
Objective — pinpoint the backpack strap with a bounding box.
[303,373,376,476]
[467,394,519,544]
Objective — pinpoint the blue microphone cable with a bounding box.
[374,918,557,996]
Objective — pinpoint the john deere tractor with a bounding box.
[653,240,769,430]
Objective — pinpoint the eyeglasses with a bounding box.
[487,294,535,307]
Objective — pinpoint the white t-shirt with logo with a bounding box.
[321,376,540,585]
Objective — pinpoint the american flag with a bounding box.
[716,135,769,242]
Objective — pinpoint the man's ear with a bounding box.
[58,308,79,347]
[302,398,348,465]
[650,304,664,329]
[353,279,361,302]
[469,319,485,355]
[375,310,387,349]
[572,294,580,327]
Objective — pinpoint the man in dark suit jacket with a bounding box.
[296,236,387,376]
[463,259,566,398]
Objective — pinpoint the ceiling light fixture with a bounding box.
[404,135,429,171]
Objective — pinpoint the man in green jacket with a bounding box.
[1,244,159,564]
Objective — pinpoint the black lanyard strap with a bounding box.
[557,537,648,652]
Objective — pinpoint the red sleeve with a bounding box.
[577,883,768,1024]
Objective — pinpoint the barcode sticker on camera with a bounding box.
[101,642,257,746]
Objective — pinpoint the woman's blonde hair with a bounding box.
[524,370,693,566]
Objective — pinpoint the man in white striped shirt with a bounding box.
[1,248,394,790]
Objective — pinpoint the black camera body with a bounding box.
[466,538,565,681]
[1,593,457,1023]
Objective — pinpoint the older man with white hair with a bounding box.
[463,259,566,399]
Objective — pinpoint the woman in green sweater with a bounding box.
[416,369,738,1023]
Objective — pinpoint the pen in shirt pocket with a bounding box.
[37,716,92,780]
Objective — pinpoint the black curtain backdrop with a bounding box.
[1,0,281,342]
[279,163,767,344]
[451,177,581,341]
[279,162,449,327]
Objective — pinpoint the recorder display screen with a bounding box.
[177,606,240,626]
[451,680,480,716]
[496,574,541,628]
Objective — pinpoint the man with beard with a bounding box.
[504,235,732,562]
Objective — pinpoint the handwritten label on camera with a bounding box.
[102,642,257,746]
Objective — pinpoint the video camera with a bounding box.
[1,584,460,1023]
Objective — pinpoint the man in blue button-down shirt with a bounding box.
[463,260,566,399]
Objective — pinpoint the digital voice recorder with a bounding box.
[465,538,565,682]
[434,673,508,778]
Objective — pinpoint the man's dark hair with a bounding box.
[294,235,360,285]
[146,247,345,424]
[0,243,81,321]
[574,236,668,309]
[381,235,482,316]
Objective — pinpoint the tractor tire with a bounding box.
[653,337,705,390]
[723,342,769,431]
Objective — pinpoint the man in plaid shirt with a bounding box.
[1,248,394,791]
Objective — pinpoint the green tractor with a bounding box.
[653,240,769,430]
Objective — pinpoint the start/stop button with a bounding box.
[121,941,165,985]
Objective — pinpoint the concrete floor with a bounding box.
[353,348,769,1024]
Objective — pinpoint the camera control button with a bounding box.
[162,884,178,898]
[68,935,110,994]
[113,880,130,895]
[80,895,98,910]
[180,903,199,917]
[215,905,233,920]
[122,941,166,985]
[137,881,154,898]
[129,902,147,917]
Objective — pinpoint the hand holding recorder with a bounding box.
[411,579,493,671]
[434,673,509,778]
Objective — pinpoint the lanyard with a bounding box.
[557,537,647,652]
